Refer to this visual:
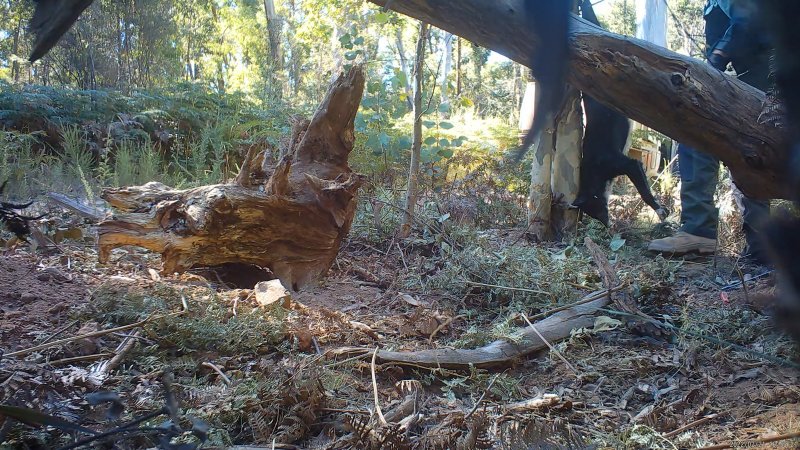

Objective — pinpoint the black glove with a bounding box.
[708,52,730,71]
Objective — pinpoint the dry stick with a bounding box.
[522,313,578,376]
[371,347,388,426]
[464,372,503,420]
[428,314,465,344]
[4,311,184,359]
[38,320,80,345]
[584,237,651,320]
[396,243,408,270]
[524,286,624,322]
[323,350,373,368]
[48,353,114,366]
[663,413,718,439]
[201,362,232,385]
[697,430,800,450]
[465,281,551,296]
[567,282,592,290]
[92,330,141,379]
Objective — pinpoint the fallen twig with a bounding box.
[501,394,562,414]
[465,280,550,296]
[4,311,184,359]
[38,320,80,345]
[47,353,114,366]
[523,286,624,322]
[697,430,800,450]
[465,372,503,420]
[201,362,232,385]
[428,314,464,344]
[664,413,718,439]
[522,313,578,376]
[371,347,388,426]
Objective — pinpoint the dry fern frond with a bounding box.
[498,415,592,450]
[457,413,492,450]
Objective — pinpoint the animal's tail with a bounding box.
[579,0,600,26]
[28,0,94,62]
[512,0,570,161]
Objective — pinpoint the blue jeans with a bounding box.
[678,144,769,255]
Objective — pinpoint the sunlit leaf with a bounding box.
[610,235,626,252]
[398,136,412,148]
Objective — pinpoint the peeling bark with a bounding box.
[551,88,583,238]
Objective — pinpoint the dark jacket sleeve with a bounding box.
[711,3,754,58]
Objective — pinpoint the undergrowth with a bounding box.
[89,283,286,355]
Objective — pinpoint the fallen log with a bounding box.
[97,67,366,290]
[329,292,609,370]
[368,0,789,200]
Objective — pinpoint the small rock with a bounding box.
[254,280,291,308]
[20,293,38,304]
[36,267,70,283]
[74,321,100,355]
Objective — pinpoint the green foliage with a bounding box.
[91,283,286,355]
[603,0,638,36]
[668,0,707,57]
[59,124,96,202]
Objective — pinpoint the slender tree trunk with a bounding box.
[263,0,283,98]
[550,88,583,238]
[527,109,555,239]
[635,0,667,47]
[263,0,282,62]
[471,43,485,117]
[400,22,429,238]
[395,28,415,111]
[11,18,22,82]
[117,10,124,89]
[440,32,453,115]
[456,37,462,97]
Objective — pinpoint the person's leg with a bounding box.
[648,143,719,254]
[678,144,720,239]
[735,57,772,264]
[741,196,770,263]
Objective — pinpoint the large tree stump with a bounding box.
[97,67,366,290]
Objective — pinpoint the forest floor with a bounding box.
[1,199,799,449]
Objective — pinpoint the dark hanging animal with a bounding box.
[514,0,571,160]
[0,181,45,241]
[27,0,94,62]
[571,0,668,226]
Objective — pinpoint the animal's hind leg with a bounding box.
[620,157,669,220]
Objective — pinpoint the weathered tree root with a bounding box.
[329,293,609,370]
